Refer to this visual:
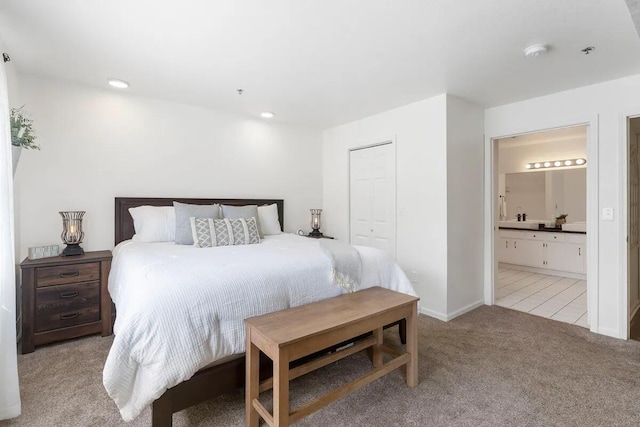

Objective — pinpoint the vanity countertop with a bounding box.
[499,226,586,235]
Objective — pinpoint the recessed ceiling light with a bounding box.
[107,78,130,89]
[524,44,548,58]
[261,112,275,119]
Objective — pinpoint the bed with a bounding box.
[105,197,416,426]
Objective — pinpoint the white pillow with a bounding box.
[129,206,176,242]
[258,204,282,235]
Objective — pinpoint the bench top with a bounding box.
[245,286,419,347]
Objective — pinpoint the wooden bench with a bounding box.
[245,286,420,427]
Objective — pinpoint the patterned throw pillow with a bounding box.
[190,217,260,247]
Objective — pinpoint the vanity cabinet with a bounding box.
[498,229,586,277]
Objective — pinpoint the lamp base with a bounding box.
[308,230,324,238]
[61,243,85,256]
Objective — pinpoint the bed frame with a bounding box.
[113,197,404,427]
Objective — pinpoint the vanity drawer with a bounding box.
[525,232,546,241]
[36,262,100,287]
[565,233,586,244]
[35,282,100,332]
[500,230,526,239]
[545,233,566,243]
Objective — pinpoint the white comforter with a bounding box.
[103,234,416,421]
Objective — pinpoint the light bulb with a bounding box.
[565,160,572,166]
[534,163,541,169]
[554,161,562,167]
[525,164,532,169]
[544,162,551,167]
[576,158,586,165]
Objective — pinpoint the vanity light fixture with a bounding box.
[260,112,275,119]
[524,158,587,170]
[107,78,130,89]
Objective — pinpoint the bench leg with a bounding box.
[405,302,419,388]
[246,331,260,427]
[399,318,407,345]
[372,327,383,368]
[273,349,290,427]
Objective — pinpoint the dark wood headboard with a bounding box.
[115,197,284,245]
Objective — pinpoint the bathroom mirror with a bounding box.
[504,168,586,222]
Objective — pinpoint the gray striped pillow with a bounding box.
[190,217,260,247]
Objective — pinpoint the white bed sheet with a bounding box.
[103,233,416,421]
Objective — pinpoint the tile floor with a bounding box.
[496,267,588,328]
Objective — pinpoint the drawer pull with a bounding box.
[60,291,79,299]
[59,271,80,278]
[60,313,79,320]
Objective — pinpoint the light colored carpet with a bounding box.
[3,305,640,426]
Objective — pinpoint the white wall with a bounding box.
[13,75,323,259]
[323,95,449,317]
[446,96,485,316]
[323,94,484,320]
[485,73,640,339]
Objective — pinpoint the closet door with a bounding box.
[349,143,396,257]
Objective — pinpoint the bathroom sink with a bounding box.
[498,220,542,230]
[561,223,587,232]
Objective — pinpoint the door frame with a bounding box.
[485,116,599,333]
[347,139,397,258]
[620,112,640,338]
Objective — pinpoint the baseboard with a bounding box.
[419,300,485,322]
[498,263,586,280]
[446,300,485,321]
[419,307,448,322]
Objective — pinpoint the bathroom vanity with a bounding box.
[498,228,586,278]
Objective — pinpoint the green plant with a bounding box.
[10,106,39,150]
[556,213,568,220]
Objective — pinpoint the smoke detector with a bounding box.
[524,44,549,57]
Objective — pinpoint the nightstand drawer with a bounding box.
[35,282,100,332]
[36,262,100,287]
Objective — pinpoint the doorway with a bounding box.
[493,126,589,328]
[627,116,640,340]
[349,142,396,258]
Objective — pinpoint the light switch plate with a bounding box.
[602,208,614,221]
[28,244,60,260]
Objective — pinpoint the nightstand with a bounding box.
[20,250,112,354]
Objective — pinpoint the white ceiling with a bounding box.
[498,126,587,148]
[1,0,639,128]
